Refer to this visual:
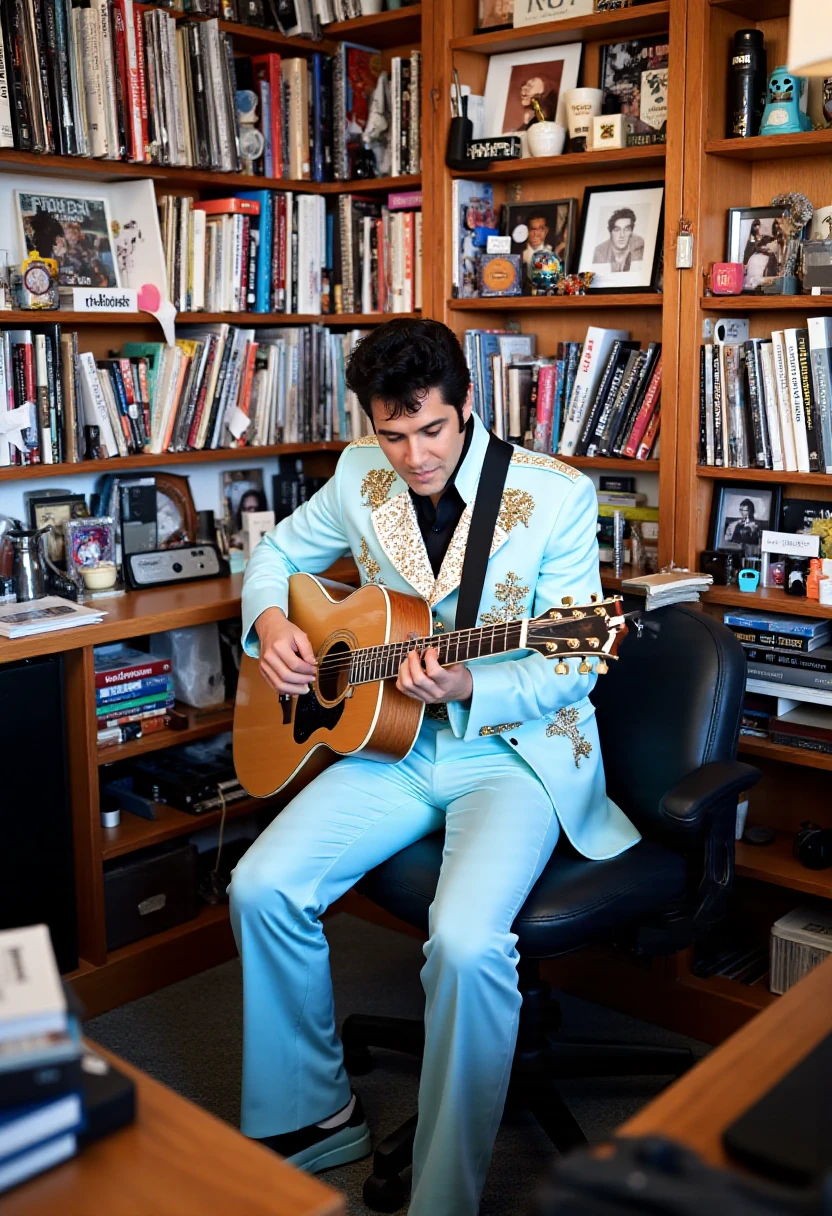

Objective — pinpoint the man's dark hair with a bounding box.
[345,318,471,431]
[739,498,756,514]
[608,208,637,233]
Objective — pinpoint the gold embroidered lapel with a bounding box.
[430,505,509,608]
[370,492,435,601]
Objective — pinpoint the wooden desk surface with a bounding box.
[3,1042,345,1216]
[620,956,832,1167]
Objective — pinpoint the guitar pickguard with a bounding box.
[292,689,345,744]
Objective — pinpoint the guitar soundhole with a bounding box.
[316,639,352,704]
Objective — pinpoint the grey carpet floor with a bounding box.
[86,912,708,1215]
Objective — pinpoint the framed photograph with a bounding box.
[727,206,810,293]
[478,0,513,29]
[483,43,582,136]
[63,517,116,589]
[502,198,578,288]
[576,181,665,291]
[15,191,120,289]
[24,490,88,565]
[599,38,669,146]
[222,468,267,551]
[779,497,832,536]
[513,0,593,27]
[708,483,783,555]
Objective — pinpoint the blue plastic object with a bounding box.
[738,568,761,593]
[760,67,813,135]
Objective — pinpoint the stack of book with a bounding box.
[463,326,662,460]
[622,570,713,610]
[729,612,832,743]
[698,320,832,473]
[0,322,373,466]
[0,925,84,1195]
[1,10,420,182]
[159,189,422,317]
[94,643,175,748]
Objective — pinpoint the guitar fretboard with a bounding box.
[348,620,526,685]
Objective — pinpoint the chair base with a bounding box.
[342,971,694,1213]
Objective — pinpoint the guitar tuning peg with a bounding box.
[555,661,569,675]
[596,660,609,675]
[561,596,574,607]
[578,660,592,674]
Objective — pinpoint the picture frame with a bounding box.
[63,516,116,590]
[24,490,88,565]
[513,0,594,28]
[599,37,669,146]
[779,497,832,538]
[222,468,267,551]
[502,197,578,288]
[15,191,120,290]
[483,43,582,136]
[727,206,810,293]
[478,0,514,29]
[575,181,665,292]
[707,482,783,556]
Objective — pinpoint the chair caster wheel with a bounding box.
[344,1045,375,1075]
[363,1171,409,1212]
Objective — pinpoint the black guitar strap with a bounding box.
[455,432,514,631]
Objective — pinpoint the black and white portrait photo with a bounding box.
[709,484,782,555]
[727,207,808,292]
[576,181,664,291]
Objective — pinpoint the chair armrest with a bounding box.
[659,761,761,836]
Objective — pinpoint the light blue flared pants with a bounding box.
[228,720,560,1216]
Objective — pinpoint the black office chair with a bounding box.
[341,603,760,1212]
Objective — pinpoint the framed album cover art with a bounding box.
[576,181,665,291]
[483,43,582,135]
[727,206,810,293]
[502,197,577,287]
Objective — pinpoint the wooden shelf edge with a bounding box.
[697,465,832,485]
[705,129,832,161]
[676,971,777,1012]
[101,794,273,861]
[739,735,832,774]
[703,585,832,619]
[700,295,832,311]
[0,309,419,327]
[452,143,666,181]
[450,0,669,54]
[735,831,832,898]
[325,4,422,48]
[449,293,663,310]
[97,703,235,767]
[567,456,660,471]
[0,442,346,483]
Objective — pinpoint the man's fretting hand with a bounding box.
[397,646,472,706]
[255,607,317,695]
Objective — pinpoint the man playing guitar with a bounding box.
[230,319,640,1216]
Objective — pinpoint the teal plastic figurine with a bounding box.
[759,66,813,135]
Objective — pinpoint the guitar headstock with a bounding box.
[525,595,626,674]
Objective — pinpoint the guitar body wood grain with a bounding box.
[233,574,431,799]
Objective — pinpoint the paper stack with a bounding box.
[621,570,713,611]
[0,925,84,1194]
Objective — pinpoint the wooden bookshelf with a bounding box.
[448,294,664,311]
[739,736,832,775]
[703,585,832,618]
[450,0,670,54]
[101,794,274,862]
[452,143,667,181]
[705,129,832,161]
[735,832,832,899]
[96,701,235,767]
[0,310,419,327]
[699,295,832,311]
[696,465,832,485]
[326,3,423,49]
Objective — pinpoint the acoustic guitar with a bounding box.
[233,572,626,800]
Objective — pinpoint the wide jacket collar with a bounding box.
[369,415,511,607]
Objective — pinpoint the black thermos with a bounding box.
[728,29,767,138]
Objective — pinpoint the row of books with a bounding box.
[94,643,176,747]
[132,0,320,37]
[698,321,832,473]
[464,327,662,461]
[0,321,375,466]
[160,189,423,316]
[1,5,421,183]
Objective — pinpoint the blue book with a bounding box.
[723,611,831,638]
[311,53,324,183]
[0,1130,77,1194]
[235,191,274,314]
[96,675,174,707]
[551,360,566,453]
[0,1092,83,1166]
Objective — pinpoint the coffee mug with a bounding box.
[810,204,832,240]
[563,88,603,149]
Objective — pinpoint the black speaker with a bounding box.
[0,656,77,972]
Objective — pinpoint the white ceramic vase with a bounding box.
[526,122,567,158]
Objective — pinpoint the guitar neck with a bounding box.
[349,620,527,686]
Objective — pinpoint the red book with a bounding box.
[252,53,283,180]
[623,357,662,458]
[274,194,287,311]
[636,405,661,460]
[94,646,172,689]
[235,341,259,445]
[193,198,261,216]
[133,2,150,161]
[112,0,143,162]
[533,364,557,453]
[187,337,219,449]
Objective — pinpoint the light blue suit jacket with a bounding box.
[242,414,641,860]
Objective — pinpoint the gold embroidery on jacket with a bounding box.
[510,450,581,481]
[361,469,396,509]
[349,435,380,448]
[479,722,523,737]
[480,572,529,625]
[497,488,534,532]
[546,707,592,768]
[371,494,435,600]
[356,538,383,584]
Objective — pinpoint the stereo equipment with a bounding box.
[123,544,225,588]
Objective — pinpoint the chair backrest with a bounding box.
[591,603,746,839]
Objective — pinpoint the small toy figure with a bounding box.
[557,272,594,296]
[528,249,563,295]
[235,90,265,175]
[759,67,813,136]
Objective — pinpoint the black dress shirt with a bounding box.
[409,418,474,577]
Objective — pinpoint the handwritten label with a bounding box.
[761,529,820,557]
[72,288,139,312]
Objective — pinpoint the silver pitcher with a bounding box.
[8,524,50,602]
